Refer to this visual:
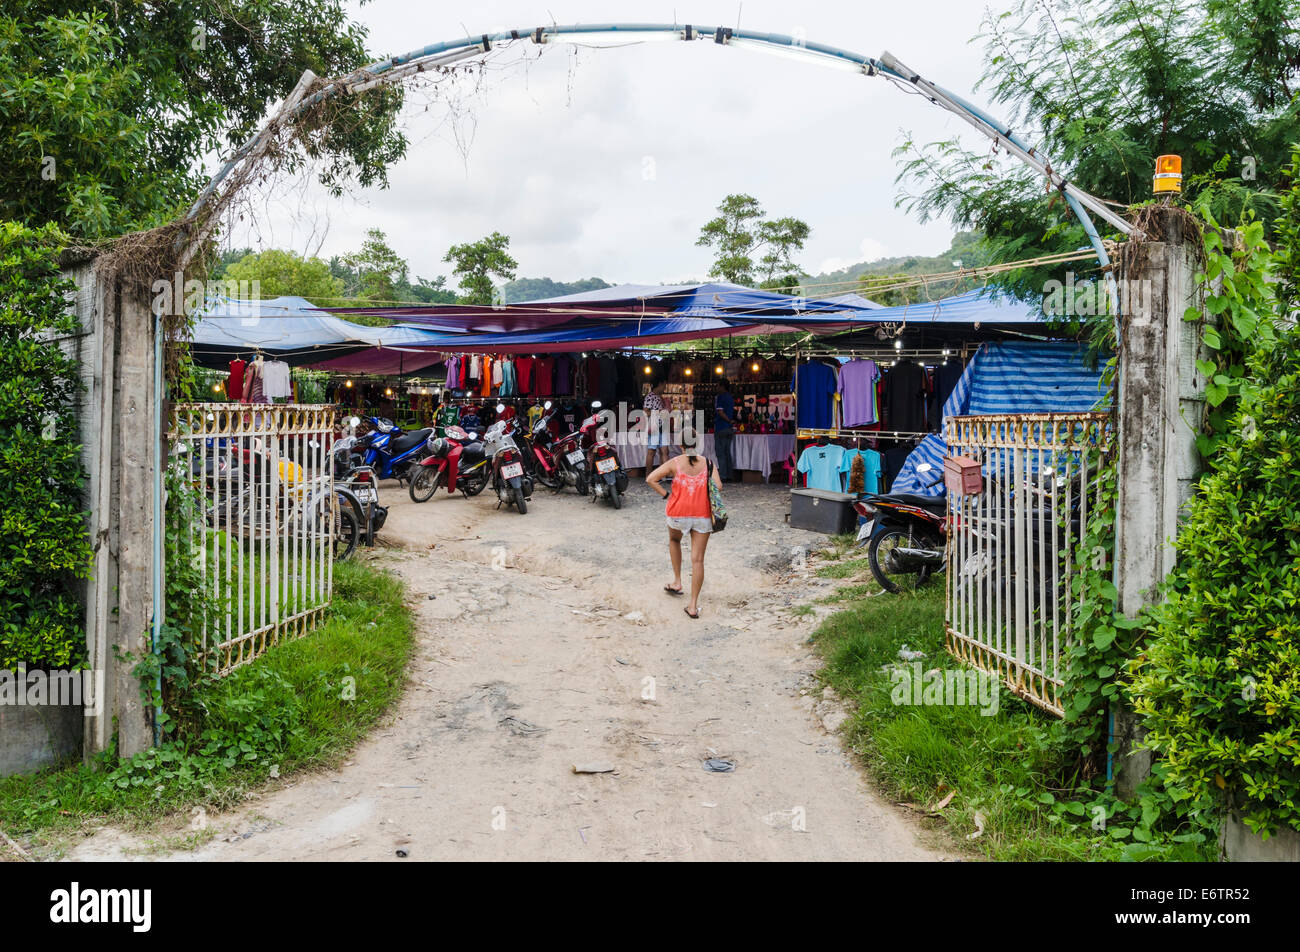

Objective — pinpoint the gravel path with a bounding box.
[68,478,948,861]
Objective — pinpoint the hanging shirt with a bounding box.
[837,359,882,427]
[553,355,574,396]
[883,361,928,433]
[533,357,555,396]
[262,360,291,399]
[797,443,846,492]
[793,361,838,430]
[226,359,246,401]
[444,356,459,390]
[839,448,882,494]
[515,356,534,395]
[597,355,618,408]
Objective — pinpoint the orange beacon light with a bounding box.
[1154,154,1182,194]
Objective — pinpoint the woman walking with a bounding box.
[647,450,722,619]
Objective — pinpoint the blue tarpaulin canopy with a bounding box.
[890,340,1109,496]
[188,296,451,369]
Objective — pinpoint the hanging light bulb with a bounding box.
[751,361,761,373]
[684,367,693,376]
[385,387,394,397]
[715,364,724,375]
[894,339,903,350]
[643,365,652,375]
[344,379,353,389]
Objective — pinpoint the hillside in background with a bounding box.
[503,276,612,303]
[798,231,989,305]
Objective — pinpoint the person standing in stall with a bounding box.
[713,378,737,482]
[646,447,723,619]
[643,379,672,472]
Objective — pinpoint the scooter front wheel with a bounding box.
[608,483,622,510]
[514,485,528,514]
[409,467,441,503]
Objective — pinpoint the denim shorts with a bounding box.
[646,426,668,448]
[667,515,712,534]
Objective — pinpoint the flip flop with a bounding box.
[684,607,700,619]
[664,585,684,596]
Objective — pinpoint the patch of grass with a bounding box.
[810,586,1212,861]
[815,557,872,580]
[0,558,416,851]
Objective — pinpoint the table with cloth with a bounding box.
[608,432,794,479]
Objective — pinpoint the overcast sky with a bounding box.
[226,1,1012,286]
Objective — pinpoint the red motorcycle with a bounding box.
[407,425,490,502]
[578,401,629,509]
[548,408,593,497]
[517,401,570,492]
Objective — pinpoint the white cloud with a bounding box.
[224,1,1009,285]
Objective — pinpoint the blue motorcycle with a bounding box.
[352,416,434,484]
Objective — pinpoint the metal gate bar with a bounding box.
[944,412,1111,716]
[171,404,336,675]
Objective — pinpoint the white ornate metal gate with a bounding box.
[944,412,1112,715]
[171,404,337,674]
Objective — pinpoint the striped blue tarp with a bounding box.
[889,341,1109,496]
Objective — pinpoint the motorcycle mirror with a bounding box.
[468,433,478,441]
[348,416,360,427]
[544,401,553,410]
[591,401,602,410]
[916,463,933,474]
[496,403,506,413]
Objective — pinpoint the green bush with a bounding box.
[1131,325,1300,837]
[0,220,92,668]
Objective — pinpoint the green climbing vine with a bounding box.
[1129,146,1300,838]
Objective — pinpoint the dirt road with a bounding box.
[70,478,947,861]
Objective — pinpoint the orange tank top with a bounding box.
[665,459,711,518]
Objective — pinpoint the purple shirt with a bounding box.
[553,355,573,395]
[837,359,882,427]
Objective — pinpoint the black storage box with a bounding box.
[789,488,857,535]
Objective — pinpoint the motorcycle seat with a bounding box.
[389,428,433,455]
[872,492,946,509]
[460,442,486,464]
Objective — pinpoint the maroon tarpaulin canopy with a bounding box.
[306,349,446,375]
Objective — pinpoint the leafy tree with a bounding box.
[1,1,406,240]
[0,221,92,667]
[222,249,343,305]
[894,0,1300,299]
[695,194,811,288]
[444,231,518,305]
[403,275,456,305]
[344,228,409,302]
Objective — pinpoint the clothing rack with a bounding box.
[796,427,932,441]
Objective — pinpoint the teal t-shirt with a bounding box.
[840,448,882,494]
[797,443,846,492]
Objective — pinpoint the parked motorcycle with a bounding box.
[855,462,946,593]
[484,405,534,514]
[408,425,490,502]
[516,401,567,491]
[548,407,593,497]
[579,401,628,509]
[332,433,386,543]
[355,416,433,484]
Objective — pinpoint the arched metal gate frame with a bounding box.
[147,22,1136,738]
